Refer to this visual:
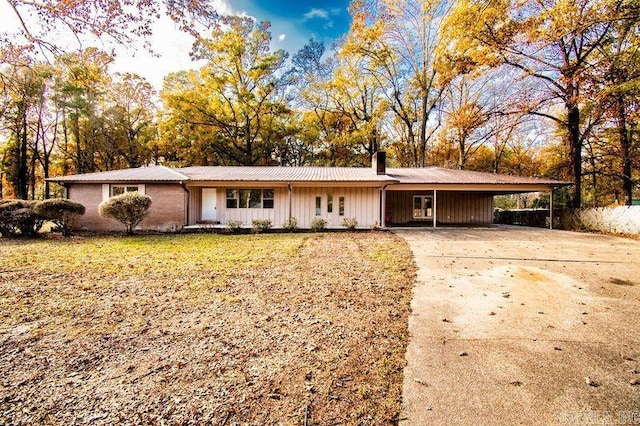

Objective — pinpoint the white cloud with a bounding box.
[210,0,235,16]
[278,33,286,41]
[303,8,330,21]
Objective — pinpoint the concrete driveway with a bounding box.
[396,226,640,425]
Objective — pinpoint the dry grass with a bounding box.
[0,232,416,425]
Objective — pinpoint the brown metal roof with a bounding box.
[48,165,189,183]
[176,166,395,183]
[47,165,568,187]
[386,167,568,186]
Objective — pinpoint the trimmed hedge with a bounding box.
[34,199,86,237]
[0,200,45,238]
[99,192,152,235]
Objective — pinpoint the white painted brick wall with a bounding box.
[570,206,640,234]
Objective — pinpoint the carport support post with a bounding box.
[433,189,437,228]
[287,183,292,220]
[380,186,387,228]
[549,188,554,230]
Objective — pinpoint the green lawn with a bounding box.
[0,232,416,425]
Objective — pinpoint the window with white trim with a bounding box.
[111,185,140,197]
[226,189,274,209]
[315,196,321,216]
[339,196,345,216]
[327,194,333,213]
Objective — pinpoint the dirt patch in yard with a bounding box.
[0,232,416,425]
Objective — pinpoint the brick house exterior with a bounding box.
[48,154,568,231]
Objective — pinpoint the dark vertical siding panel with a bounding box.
[188,187,201,225]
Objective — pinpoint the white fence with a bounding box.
[565,206,640,235]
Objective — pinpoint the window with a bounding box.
[413,195,433,218]
[111,185,139,197]
[226,189,238,208]
[339,196,345,216]
[226,189,274,209]
[327,194,333,213]
[263,189,274,209]
[247,189,262,208]
[315,196,321,216]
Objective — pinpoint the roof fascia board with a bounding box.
[49,179,185,184]
[185,181,392,188]
[386,183,558,192]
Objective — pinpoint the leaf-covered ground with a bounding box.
[0,232,416,425]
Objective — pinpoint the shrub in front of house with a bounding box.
[341,217,358,230]
[99,192,152,235]
[251,219,272,234]
[0,200,19,237]
[0,200,45,238]
[226,220,243,234]
[310,217,327,232]
[282,217,298,232]
[34,198,85,237]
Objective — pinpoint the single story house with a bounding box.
[48,152,568,231]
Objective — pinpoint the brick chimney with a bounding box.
[372,151,386,175]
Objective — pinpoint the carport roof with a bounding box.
[386,167,568,186]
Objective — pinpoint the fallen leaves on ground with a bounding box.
[0,232,416,425]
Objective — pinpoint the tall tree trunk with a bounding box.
[43,157,50,199]
[566,100,582,208]
[29,152,37,200]
[18,113,29,200]
[615,97,633,205]
[419,92,428,167]
[72,113,83,174]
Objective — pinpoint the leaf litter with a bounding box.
[0,232,416,425]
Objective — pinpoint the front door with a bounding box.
[413,195,433,219]
[202,188,217,221]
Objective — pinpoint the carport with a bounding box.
[380,168,569,228]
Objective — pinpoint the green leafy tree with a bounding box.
[53,48,113,174]
[100,73,157,169]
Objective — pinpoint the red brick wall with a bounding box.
[67,184,105,231]
[67,183,186,231]
[142,184,187,230]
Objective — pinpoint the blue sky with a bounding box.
[235,0,352,53]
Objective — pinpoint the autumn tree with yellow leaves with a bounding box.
[438,0,640,207]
